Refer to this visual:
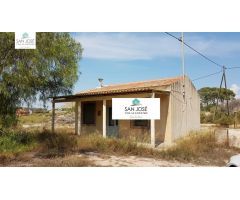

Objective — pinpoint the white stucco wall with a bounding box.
[165,76,200,144]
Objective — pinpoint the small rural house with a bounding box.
[52,76,200,147]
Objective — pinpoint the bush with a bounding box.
[9,131,34,145]
[214,114,234,126]
[200,112,214,123]
[0,114,18,128]
[36,131,78,157]
[201,110,235,126]
[160,131,217,161]
[0,130,36,154]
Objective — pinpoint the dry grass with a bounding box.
[159,131,240,166]
[120,132,150,143]
[35,131,78,158]
[76,134,154,156]
[0,154,94,167]
[18,113,51,124]
[1,129,240,166]
[32,155,95,167]
[74,131,240,166]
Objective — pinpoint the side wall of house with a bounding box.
[169,76,200,142]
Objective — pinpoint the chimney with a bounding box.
[98,78,104,88]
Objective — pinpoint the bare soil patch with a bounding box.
[2,151,207,167]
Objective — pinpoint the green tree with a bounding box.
[198,87,235,111]
[0,32,82,127]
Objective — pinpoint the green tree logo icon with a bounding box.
[22,32,29,39]
[132,98,141,106]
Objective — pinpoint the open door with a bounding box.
[106,107,119,137]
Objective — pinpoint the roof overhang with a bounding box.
[52,88,170,103]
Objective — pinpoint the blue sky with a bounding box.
[36,32,240,108]
[71,32,240,98]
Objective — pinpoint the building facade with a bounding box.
[52,76,200,147]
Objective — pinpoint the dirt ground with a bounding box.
[215,128,240,148]
[3,152,215,167]
[10,122,234,167]
[77,152,211,167]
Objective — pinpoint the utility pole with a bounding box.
[181,32,185,100]
[234,111,237,129]
[223,66,230,116]
[180,32,187,134]
[214,66,230,119]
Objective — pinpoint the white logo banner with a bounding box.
[15,32,36,49]
[112,98,160,120]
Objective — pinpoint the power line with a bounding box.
[227,66,240,70]
[165,32,223,69]
[192,66,240,82]
[192,70,222,81]
[165,32,235,117]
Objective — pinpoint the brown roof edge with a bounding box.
[53,89,153,100]
[52,76,183,101]
[76,76,182,95]
[52,89,170,102]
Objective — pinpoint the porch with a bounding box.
[52,91,170,147]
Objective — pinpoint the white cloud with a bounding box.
[230,84,240,98]
[73,33,240,60]
[74,33,181,60]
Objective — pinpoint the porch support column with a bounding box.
[51,100,55,133]
[75,101,81,135]
[103,99,107,138]
[150,92,155,147]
